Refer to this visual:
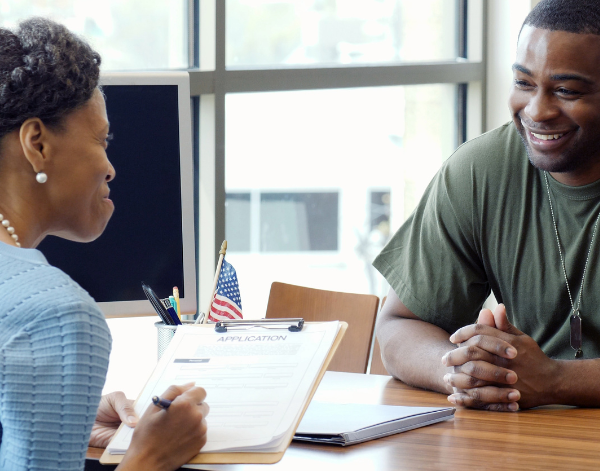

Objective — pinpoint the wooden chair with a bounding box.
[265,282,379,373]
[369,296,390,375]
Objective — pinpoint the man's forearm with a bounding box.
[377,313,455,394]
[552,359,600,407]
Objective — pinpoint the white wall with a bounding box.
[485,0,538,131]
[481,0,539,310]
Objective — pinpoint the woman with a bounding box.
[0,17,208,470]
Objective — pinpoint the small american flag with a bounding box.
[208,258,243,322]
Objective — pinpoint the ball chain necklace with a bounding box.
[543,172,600,358]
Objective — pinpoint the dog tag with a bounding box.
[570,313,582,358]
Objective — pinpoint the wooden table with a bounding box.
[87,371,600,470]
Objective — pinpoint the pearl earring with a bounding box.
[36,172,48,184]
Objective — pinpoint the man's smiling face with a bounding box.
[509,25,600,185]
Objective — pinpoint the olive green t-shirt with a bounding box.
[373,122,600,359]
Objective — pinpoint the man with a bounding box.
[374,0,600,412]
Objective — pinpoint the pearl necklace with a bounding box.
[0,214,21,247]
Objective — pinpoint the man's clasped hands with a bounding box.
[441,304,560,411]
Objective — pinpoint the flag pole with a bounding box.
[198,240,227,324]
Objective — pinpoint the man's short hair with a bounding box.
[524,0,600,35]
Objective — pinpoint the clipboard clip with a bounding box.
[215,318,304,333]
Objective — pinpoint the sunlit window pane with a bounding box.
[1,0,188,70]
[225,85,457,316]
[260,192,339,252]
[227,0,459,68]
[226,193,252,252]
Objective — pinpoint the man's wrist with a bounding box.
[548,358,595,406]
[544,358,565,406]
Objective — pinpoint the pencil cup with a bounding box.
[155,320,195,360]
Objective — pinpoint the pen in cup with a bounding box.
[169,295,180,320]
[163,298,182,325]
[142,282,173,325]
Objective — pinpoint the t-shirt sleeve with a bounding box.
[0,302,110,471]
[373,148,490,335]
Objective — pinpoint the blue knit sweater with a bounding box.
[0,242,111,470]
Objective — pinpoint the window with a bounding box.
[370,189,391,233]
[224,83,459,313]
[1,0,189,70]
[226,191,339,253]
[207,0,485,316]
[226,0,459,67]
[225,192,251,252]
[261,192,338,252]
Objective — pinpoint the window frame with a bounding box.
[192,0,488,309]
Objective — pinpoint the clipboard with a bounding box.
[101,320,347,465]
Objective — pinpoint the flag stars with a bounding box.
[210,259,243,322]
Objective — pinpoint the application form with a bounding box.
[108,321,340,454]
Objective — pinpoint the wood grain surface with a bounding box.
[88,372,600,470]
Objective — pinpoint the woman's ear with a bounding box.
[19,118,47,173]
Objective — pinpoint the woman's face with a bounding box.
[44,88,116,242]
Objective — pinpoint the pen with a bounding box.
[169,295,180,320]
[173,286,181,318]
[142,282,173,325]
[152,395,172,409]
[163,298,182,325]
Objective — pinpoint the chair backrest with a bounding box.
[369,296,389,375]
[265,282,379,373]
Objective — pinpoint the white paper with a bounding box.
[107,321,339,454]
[296,402,454,434]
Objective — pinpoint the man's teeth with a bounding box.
[532,132,564,140]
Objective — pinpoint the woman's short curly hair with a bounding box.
[0,17,101,141]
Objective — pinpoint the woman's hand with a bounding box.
[90,391,138,448]
[118,383,209,471]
